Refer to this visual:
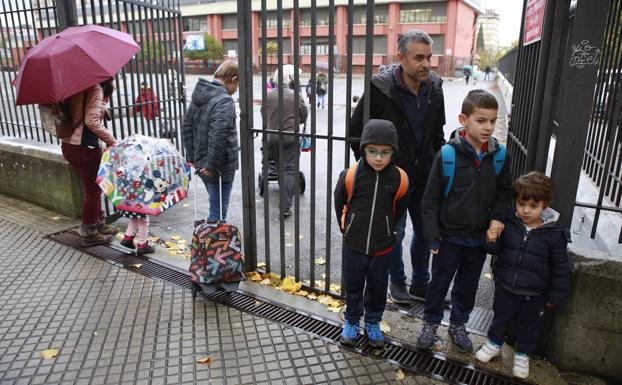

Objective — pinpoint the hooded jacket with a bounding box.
[334,119,410,255]
[421,129,513,242]
[483,208,571,307]
[350,64,446,194]
[181,78,239,182]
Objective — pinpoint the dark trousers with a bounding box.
[423,241,486,325]
[267,141,300,210]
[391,192,430,289]
[343,246,393,324]
[487,284,546,354]
[61,143,102,225]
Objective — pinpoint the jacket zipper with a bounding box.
[345,213,355,235]
[366,172,379,254]
[512,226,531,287]
[385,216,391,237]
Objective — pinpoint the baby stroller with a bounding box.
[258,159,306,196]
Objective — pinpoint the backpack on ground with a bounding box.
[39,102,74,138]
[339,160,408,231]
[440,143,506,197]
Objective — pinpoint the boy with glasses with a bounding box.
[334,119,410,349]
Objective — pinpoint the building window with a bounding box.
[222,14,237,30]
[429,34,445,55]
[265,11,291,28]
[183,16,208,32]
[300,38,336,55]
[300,8,335,26]
[399,2,447,23]
[223,39,237,55]
[352,5,388,24]
[351,36,387,54]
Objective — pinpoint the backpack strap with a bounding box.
[492,143,506,176]
[392,166,408,213]
[441,144,456,197]
[340,161,360,231]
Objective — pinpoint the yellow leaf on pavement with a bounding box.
[260,278,272,285]
[257,262,266,269]
[149,236,160,243]
[171,235,182,240]
[380,320,391,334]
[329,284,341,292]
[315,258,326,265]
[197,356,213,365]
[296,290,309,296]
[315,280,325,288]
[129,263,142,269]
[246,271,262,282]
[307,293,318,300]
[41,349,59,359]
[394,369,405,381]
[183,204,190,208]
[316,295,332,305]
[281,277,302,293]
[327,306,341,313]
[327,299,342,308]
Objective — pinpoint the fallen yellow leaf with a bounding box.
[281,277,302,293]
[149,236,160,242]
[296,290,309,296]
[246,271,262,282]
[41,349,59,359]
[329,284,341,292]
[129,263,142,269]
[171,235,182,240]
[307,293,318,300]
[327,299,342,308]
[183,204,190,208]
[315,280,325,288]
[315,258,326,265]
[197,356,213,365]
[327,306,341,313]
[320,273,326,279]
[483,273,492,280]
[257,262,266,269]
[116,233,124,239]
[394,369,405,381]
[380,320,391,334]
[316,295,332,305]
[260,278,272,285]
[50,216,60,221]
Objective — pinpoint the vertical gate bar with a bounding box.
[342,0,354,293]
[138,6,152,137]
[146,7,156,138]
[174,2,186,151]
[162,8,177,148]
[25,0,42,142]
[89,0,97,24]
[524,0,562,171]
[10,1,28,139]
[293,0,301,282]
[276,0,287,279]
[238,0,258,271]
[362,0,374,124]
[551,0,611,228]
[122,1,136,141]
[110,0,125,142]
[324,0,335,292]
[309,0,317,288]
[261,0,271,273]
[130,4,145,136]
[0,6,18,138]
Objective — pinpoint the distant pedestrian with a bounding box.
[181,60,240,222]
[266,77,274,91]
[335,119,409,350]
[305,79,313,103]
[484,66,492,81]
[269,77,276,88]
[134,81,159,121]
[464,66,472,85]
[61,78,118,247]
[475,172,570,379]
[316,75,327,108]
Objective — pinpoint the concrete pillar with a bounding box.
[252,11,260,59]
[336,5,347,68]
[445,0,458,60]
[387,2,399,55]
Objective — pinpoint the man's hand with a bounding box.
[489,219,505,235]
[486,227,499,243]
[198,168,213,177]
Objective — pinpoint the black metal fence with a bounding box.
[497,47,517,86]
[0,0,186,152]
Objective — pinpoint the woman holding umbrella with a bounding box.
[62,79,119,247]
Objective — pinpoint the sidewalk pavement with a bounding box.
[0,193,447,385]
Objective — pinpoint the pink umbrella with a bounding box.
[15,24,139,105]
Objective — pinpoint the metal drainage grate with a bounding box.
[50,230,529,385]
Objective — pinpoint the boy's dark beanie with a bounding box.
[359,119,398,153]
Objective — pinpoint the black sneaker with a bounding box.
[389,284,411,305]
[448,324,474,353]
[120,238,135,249]
[136,243,155,256]
[409,286,427,301]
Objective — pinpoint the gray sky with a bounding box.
[482,0,524,47]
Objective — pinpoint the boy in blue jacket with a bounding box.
[334,119,409,349]
[475,172,570,379]
[418,89,513,353]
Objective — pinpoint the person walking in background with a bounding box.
[484,66,492,81]
[316,74,327,108]
[417,89,513,353]
[475,172,570,379]
[181,60,240,222]
[134,81,160,121]
[61,79,118,247]
[262,76,308,218]
[305,78,313,104]
[335,119,409,350]
[350,29,447,306]
[464,66,472,85]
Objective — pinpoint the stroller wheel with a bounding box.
[299,171,306,194]
[258,174,264,196]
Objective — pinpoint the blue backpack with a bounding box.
[441,143,506,197]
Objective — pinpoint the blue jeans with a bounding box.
[390,192,430,289]
[343,246,393,324]
[423,241,486,325]
[200,175,234,222]
[317,94,326,107]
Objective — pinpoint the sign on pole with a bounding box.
[523,0,547,46]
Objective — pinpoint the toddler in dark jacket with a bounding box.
[475,172,570,379]
[334,119,409,349]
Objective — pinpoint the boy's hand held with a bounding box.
[489,219,505,234]
[486,228,498,243]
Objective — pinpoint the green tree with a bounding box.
[477,25,486,51]
[184,33,224,61]
[137,41,163,61]
[258,41,278,56]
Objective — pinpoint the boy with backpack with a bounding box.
[475,171,570,379]
[334,119,409,349]
[417,89,513,353]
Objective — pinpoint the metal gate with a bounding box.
[236,0,381,295]
[0,0,186,151]
[506,0,621,242]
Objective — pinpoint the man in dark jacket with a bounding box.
[262,79,308,217]
[350,29,446,304]
[181,60,239,222]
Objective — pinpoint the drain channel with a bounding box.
[50,230,528,385]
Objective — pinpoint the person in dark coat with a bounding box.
[334,119,410,349]
[417,89,513,353]
[475,172,570,380]
[350,29,446,305]
[181,60,239,222]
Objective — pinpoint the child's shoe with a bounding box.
[120,235,135,249]
[136,242,155,256]
[364,322,385,349]
[512,352,529,379]
[448,324,474,353]
[339,321,359,347]
[416,321,438,349]
[475,340,502,362]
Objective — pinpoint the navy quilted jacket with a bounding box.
[483,208,571,307]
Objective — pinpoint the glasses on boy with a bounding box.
[364,148,394,158]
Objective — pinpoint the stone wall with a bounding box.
[0,138,82,218]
